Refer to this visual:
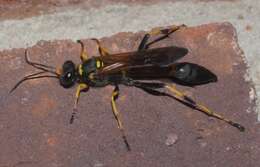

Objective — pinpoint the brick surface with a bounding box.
[0,23,258,167]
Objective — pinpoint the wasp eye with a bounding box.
[66,72,72,78]
[59,61,77,88]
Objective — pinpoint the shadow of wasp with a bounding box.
[10,25,245,151]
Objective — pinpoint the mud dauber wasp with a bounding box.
[10,25,245,151]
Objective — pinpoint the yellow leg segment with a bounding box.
[75,84,88,99]
[111,86,131,151]
[77,40,89,62]
[165,84,245,132]
[91,38,110,56]
[149,24,187,36]
[70,83,89,124]
[138,24,187,50]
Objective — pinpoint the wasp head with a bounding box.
[59,61,78,88]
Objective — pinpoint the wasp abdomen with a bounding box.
[170,62,217,86]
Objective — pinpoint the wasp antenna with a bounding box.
[9,74,58,94]
[24,49,58,76]
[9,71,46,93]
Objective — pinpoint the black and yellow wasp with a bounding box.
[10,25,244,151]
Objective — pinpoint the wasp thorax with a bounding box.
[59,60,77,88]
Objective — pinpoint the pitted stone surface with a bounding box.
[0,23,258,167]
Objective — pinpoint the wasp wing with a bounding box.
[98,46,188,74]
[101,46,188,66]
[96,46,216,86]
[97,63,217,87]
[99,63,218,86]
[124,63,218,86]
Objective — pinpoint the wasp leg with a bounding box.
[91,38,110,56]
[138,24,187,51]
[70,83,89,124]
[77,40,89,62]
[164,84,245,132]
[133,81,245,132]
[111,85,131,151]
[138,34,151,51]
[132,81,165,89]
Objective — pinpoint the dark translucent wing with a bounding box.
[119,63,217,86]
[124,65,171,79]
[96,46,216,86]
[98,46,188,75]
[100,46,188,67]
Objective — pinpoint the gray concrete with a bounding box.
[0,0,259,119]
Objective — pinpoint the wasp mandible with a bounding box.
[10,25,245,151]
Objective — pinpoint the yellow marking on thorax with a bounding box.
[96,60,104,69]
[89,73,94,80]
[78,64,83,76]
